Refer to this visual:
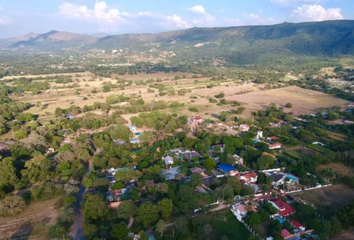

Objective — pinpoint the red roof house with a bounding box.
[269,199,296,217]
[280,229,291,238]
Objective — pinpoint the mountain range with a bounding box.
[1,20,354,63]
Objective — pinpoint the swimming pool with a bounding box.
[286,174,299,182]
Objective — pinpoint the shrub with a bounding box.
[188,107,199,112]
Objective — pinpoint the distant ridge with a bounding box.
[1,20,354,63]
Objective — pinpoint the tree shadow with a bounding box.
[11,222,33,240]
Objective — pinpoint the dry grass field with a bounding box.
[227,86,349,116]
[6,72,349,121]
[292,184,354,215]
[317,162,354,177]
[0,198,60,240]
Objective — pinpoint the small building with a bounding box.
[256,131,263,139]
[267,136,277,141]
[239,124,250,132]
[162,166,181,181]
[268,143,282,150]
[190,167,209,178]
[107,188,127,202]
[130,138,140,144]
[128,125,137,132]
[280,229,292,239]
[269,199,296,217]
[192,116,204,124]
[65,114,75,120]
[239,172,258,184]
[217,164,238,176]
[163,156,174,168]
[291,220,306,232]
[263,152,276,159]
[232,154,244,165]
[269,173,286,187]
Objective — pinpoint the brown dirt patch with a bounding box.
[0,198,60,240]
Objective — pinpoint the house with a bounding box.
[256,131,263,139]
[162,166,181,180]
[130,138,140,144]
[128,125,137,132]
[269,173,286,187]
[192,116,204,124]
[217,164,238,176]
[163,156,174,168]
[208,144,225,154]
[181,151,201,161]
[169,148,185,155]
[239,124,250,132]
[267,136,277,141]
[190,167,209,178]
[239,172,258,184]
[232,154,244,165]
[268,143,282,150]
[107,188,127,202]
[231,203,257,221]
[280,229,292,239]
[65,114,75,120]
[269,199,296,217]
[291,220,306,232]
[262,152,276,159]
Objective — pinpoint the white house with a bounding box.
[163,156,174,168]
[128,125,137,132]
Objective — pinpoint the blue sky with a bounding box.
[0,0,353,38]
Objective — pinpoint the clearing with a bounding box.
[292,184,354,216]
[0,197,60,240]
[317,162,354,178]
[226,86,349,117]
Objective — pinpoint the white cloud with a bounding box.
[188,5,216,27]
[0,6,11,25]
[292,4,344,21]
[188,5,206,14]
[271,0,322,4]
[59,1,190,32]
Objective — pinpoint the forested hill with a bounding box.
[2,20,354,64]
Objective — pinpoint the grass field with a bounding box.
[5,72,349,123]
[308,144,334,154]
[0,197,60,240]
[317,162,354,178]
[208,210,250,240]
[292,184,354,216]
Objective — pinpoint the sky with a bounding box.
[0,0,353,38]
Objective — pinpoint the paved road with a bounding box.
[69,158,93,240]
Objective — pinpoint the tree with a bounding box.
[115,170,142,183]
[116,201,136,220]
[175,216,189,235]
[83,194,108,220]
[256,155,276,170]
[203,158,216,171]
[190,173,203,187]
[247,212,261,227]
[137,202,159,227]
[111,222,129,239]
[285,103,293,108]
[21,155,52,184]
[227,177,242,195]
[158,198,173,220]
[156,183,169,194]
[0,158,19,189]
[156,219,166,237]
[0,195,26,216]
